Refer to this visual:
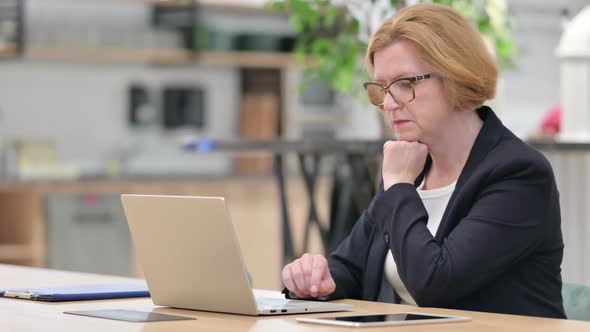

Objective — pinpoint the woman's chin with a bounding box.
[395,133,419,142]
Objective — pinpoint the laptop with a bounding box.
[120,194,353,316]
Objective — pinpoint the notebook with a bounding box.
[120,194,353,315]
[0,283,150,302]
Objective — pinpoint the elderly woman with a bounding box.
[282,3,565,318]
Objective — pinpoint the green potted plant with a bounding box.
[268,0,518,137]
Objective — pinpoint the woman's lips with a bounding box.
[392,120,411,126]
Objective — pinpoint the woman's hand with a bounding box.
[382,141,428,191]
[282,253,335,298]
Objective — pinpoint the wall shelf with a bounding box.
[22,47,297,68]
[105,0,274,13]
[24,47,195,65]
[197,0,275,14]
[198,51,296,68]
[105,0,194,7]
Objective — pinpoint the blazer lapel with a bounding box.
[434,106,506,240]
[414,155,433,187]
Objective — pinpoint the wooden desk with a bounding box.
[1,264,588,331]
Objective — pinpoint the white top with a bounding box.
[383,178,456,305]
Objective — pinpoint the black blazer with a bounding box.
[326,106,566,318]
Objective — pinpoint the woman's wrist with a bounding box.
[384,177,414,191]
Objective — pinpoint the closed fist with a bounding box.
[382,141,428,190]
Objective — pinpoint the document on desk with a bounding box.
[0,283,150,302]
[64,309,195,322]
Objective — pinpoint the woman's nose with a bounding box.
[382,91,401,112]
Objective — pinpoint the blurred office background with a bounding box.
[0,0,589,291]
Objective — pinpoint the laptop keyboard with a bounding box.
[256,297,337,310]
[256,297,314,310]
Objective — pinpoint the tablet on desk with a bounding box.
[296,312,471,327]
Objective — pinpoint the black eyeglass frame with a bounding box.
[363,74,433,106]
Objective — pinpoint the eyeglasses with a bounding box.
[363,74,433,108]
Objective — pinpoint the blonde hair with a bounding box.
[365,3,498,111]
